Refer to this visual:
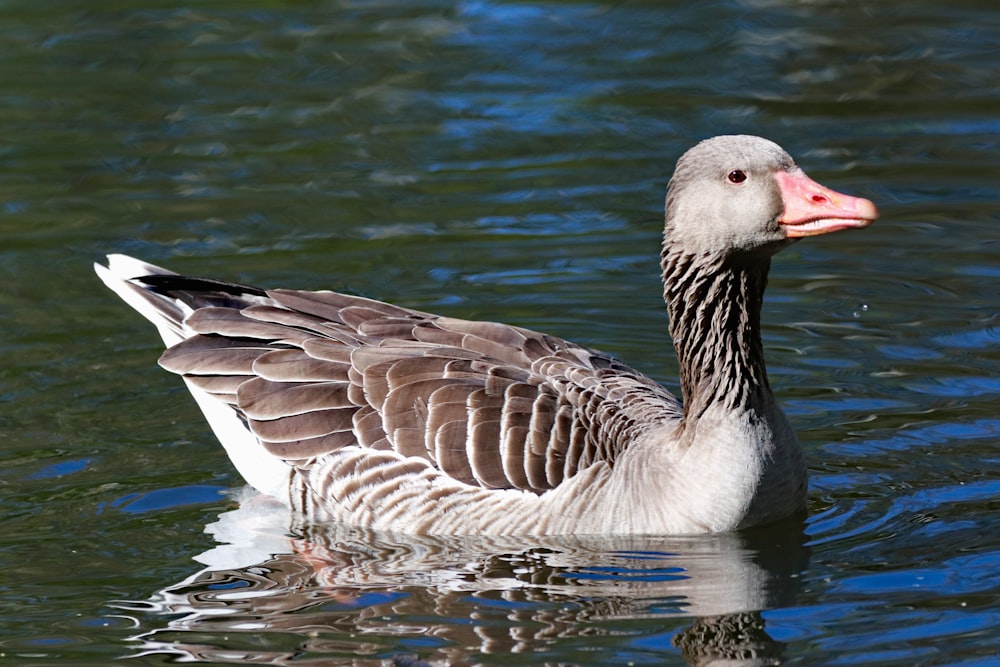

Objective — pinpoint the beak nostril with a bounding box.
[811,194,829,204]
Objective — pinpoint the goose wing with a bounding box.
[146,277,681,494]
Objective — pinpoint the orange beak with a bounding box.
[776,169,879,238]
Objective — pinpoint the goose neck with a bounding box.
[662,248,772,421]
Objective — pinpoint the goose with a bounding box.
[95,135,877,535]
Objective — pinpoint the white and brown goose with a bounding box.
[96,135,877,535]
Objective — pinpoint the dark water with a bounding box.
[2,0,999,665]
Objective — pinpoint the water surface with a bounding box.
[2,1,999,665]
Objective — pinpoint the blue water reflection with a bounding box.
[1,0,999,665]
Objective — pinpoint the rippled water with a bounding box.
[2,1,999,665]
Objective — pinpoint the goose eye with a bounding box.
[727,170,747,184]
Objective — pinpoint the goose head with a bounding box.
[664,135,878,258]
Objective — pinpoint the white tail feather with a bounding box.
[94,255,188,347]
[95,254,292,503]
[181,378,293,502]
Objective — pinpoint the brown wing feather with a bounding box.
[467,386,508,488]
[237,378,352,420]
[242,304,330,330]
[183,374,245,401]
[157,286,681,495]
[160,338,266,376]
[185,307,311,346]
[525,388,558,488]
[426,383,476,483]
[249,408,355,442]
[353,404,391,450]
[263,432,358,460]
[252,349,350,383]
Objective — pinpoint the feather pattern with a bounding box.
[94,135,877,535]
[174,286,678,489]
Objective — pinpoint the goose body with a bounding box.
[95,135,877,535]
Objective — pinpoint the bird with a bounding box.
[95,135,877,535]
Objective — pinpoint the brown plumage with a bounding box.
[156,284,677,492]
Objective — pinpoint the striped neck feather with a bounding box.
[661,247,772,422]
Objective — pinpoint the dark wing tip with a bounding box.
[137,273,268,309]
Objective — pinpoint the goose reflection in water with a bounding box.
[111,492,808,666]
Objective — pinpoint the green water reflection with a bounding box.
[2,1,999,665]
